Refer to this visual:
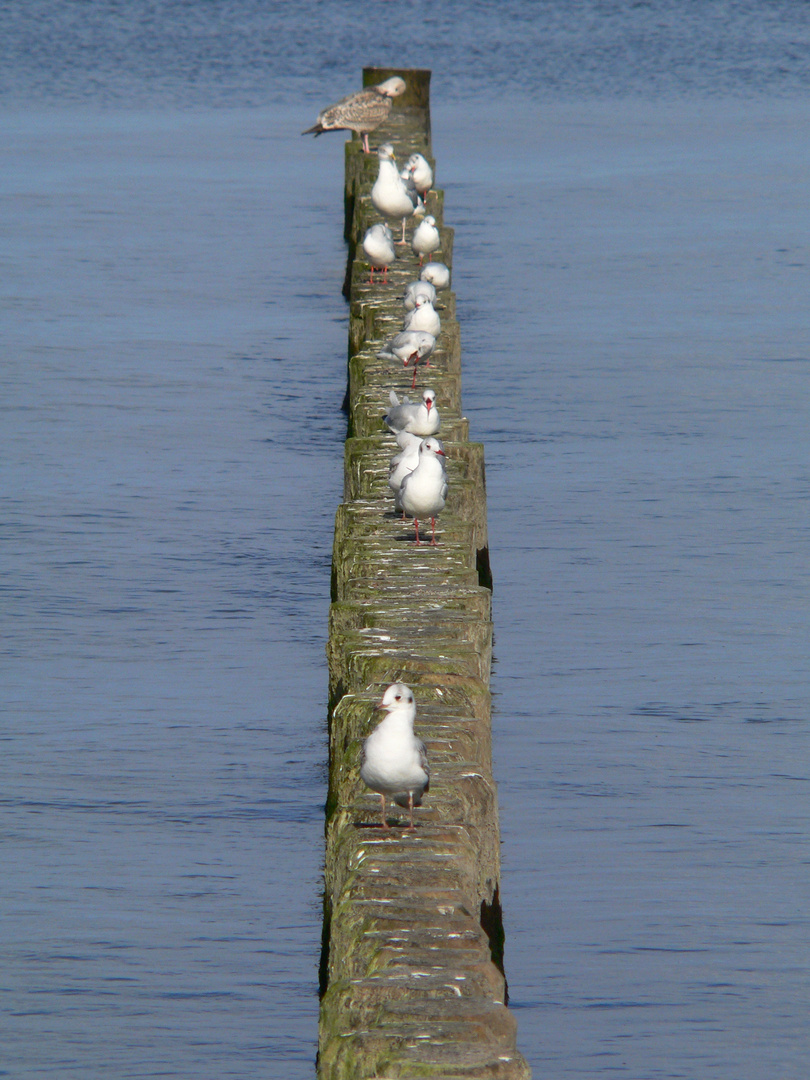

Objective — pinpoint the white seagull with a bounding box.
[362,223,395,284]
[360,681,430,830]
[388,434,426,512]
[378,330,435,387]
[384,388,440,437]
[420,262,451,290]
[403,293,441,337]
[395,429,423,453]
[403,279,436,311]
[302,77,406,153]
[411,215,441,264]
[371,144,422,244]
[401,153,433,202]
[399,436,448,546]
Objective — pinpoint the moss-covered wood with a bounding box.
[320,67,531,1080]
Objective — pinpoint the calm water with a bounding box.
[2,3,808,1078]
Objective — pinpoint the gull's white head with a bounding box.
[422,389,436,410]
[374,77,407,99]
[377,681,415,711]
[421,437,445,458]
[377,142,396,161]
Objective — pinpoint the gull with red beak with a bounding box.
[401,152,433,202]
[384,388,440,437]
[389,434,425,513]
[403,278,436,311]
[378,330,435,388]
[398,436,448,545]
[402,293,441,337]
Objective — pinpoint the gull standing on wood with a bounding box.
[391,430,423,501]
[401,153,433,202]
[384,388,440,437]
[395,429,423,453]
[388,435,423,513]
[360,682,430,830]
[362,223,395,284]
[302,77,406,153]
[420,262,450,290]
[403,279,436,311]
[403,293,441,337]
[372,144,421,244]
[411,215,440,264]
[378,330,436,388]
[399,436,448,546]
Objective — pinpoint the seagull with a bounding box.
[362,223,395,284]
[378,330,435,387]
[420,262,450,290]
[360,682,430,830]
[388,434,426,512]
[302,76,406,154]
[390,438,421,509]
[401,153,433,202]
[403,294,441,337]
[403,279,436,311]
[395,429,423,453]
[371,144,422,244]
[399,436,448,545]
[384,388,440,437]
[391,431,423,502]
[411,215,440,264]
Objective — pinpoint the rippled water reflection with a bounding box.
[440,97,809,1077]
[2,106,346,1078]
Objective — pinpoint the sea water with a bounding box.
[2,3,808,1077]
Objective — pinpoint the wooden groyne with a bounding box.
[319,68,530,1079]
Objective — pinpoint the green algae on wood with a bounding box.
[320,67,531,1080]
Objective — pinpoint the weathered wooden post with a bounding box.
[319,67,531,1080]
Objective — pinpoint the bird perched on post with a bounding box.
[388,433,423,513]
[302,76,406,153]
[401,153,433,203]
[378,330,435,388]
[360,682,430,830]
[403,293,441,337]
[420,261,450,290]
[402,279,436,311]
[411,215,441,265]
[371,144,422,244]
[398,436,448,545]
[362,223,395,284]
[384,388,440,437]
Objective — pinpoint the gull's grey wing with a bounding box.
[417,738,430,789]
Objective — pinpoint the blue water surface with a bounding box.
[2,2,808,1077]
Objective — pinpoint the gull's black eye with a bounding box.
[394,694,401,701]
